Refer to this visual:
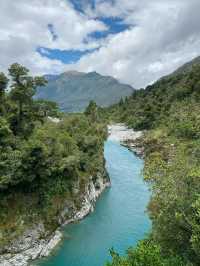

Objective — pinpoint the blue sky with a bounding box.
[37,47,98,64]
[1,0,200,88]
[88,17,131,39]
[69,0,96,13]
[38,1,130,64]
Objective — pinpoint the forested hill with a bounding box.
[171,56,200,76]
[36,71,134,112]
[106,57,200,266]
[107,56,200,131]
[0,63,108,258]
[1,57,200,266]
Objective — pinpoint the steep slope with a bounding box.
[0,64,110,266]
[106,57,200,265]
[106,55,200,130]
[36,71,134,112]
[167,55,200,77]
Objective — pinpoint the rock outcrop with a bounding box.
[0,172,110,266]
[108,124,144,157]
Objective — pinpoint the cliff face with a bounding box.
[0,170,110,266]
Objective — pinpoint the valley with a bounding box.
[1,56,200,266]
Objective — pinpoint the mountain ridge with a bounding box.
[37,71,134,112]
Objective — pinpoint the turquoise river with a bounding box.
[35,140,151,266]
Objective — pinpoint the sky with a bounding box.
[0,0,200,88]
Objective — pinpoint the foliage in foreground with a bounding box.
[105,63,200,265]
[0,64,107,249]
[106,240,187,266]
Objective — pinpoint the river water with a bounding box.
[36,140,151,266]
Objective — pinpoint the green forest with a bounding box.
[1,61,200,266]
[0,63,107,250]
[105,64,200,265]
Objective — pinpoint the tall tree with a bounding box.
[0,72,9,115]
[8,63,46,136]
[85,100,99,122]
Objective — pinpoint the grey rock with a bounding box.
[0,173,110,266]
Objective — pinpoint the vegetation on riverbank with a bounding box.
[1,57,200,266]
[105,62,200,265]
[0,64,107,251]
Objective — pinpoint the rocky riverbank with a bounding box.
[108,124,144,157]
[0,172,110,266]
[0,124,142,266]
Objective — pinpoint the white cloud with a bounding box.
[68,0,200,88]
[0,0,200,88]
[0,0,106,74]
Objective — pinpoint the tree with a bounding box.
[106,241,185,266]
[85,100,99,122]
[34,99,59,121]
[0,118,12,146]
[8,63,47,136]
[0,73,9,115]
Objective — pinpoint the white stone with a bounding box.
[47,116,61,123]
[108,124,143,142]
[40,231,62,257]
[0,174,110,266]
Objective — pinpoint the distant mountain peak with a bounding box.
[36,71,134,112]
[87,71,99,75]
[172,56,200,75]
[44,74,59,81]
[63,70,84,76]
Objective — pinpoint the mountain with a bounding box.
[107,55,200,131]
[168,56,200,77]
[36,71,134,112]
